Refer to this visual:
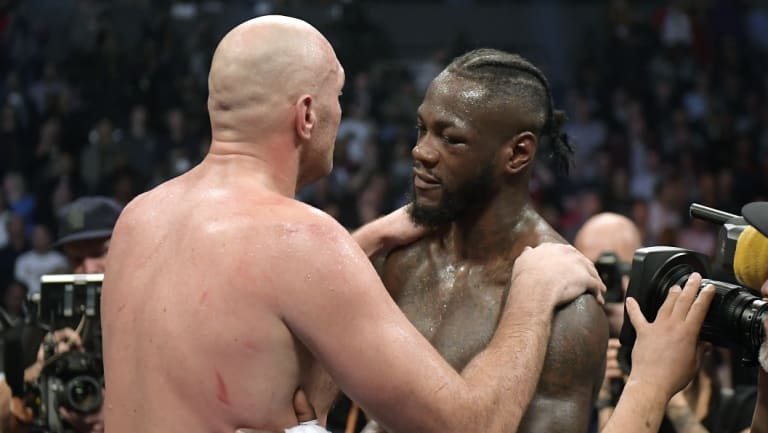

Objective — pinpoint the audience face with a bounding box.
[3,280,27,316]
[62,237,110,274]
[31,225,53,253]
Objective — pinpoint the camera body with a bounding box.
[26,274,104,433]
[594,251,630,304]
[619,204,768,368]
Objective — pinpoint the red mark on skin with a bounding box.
[117,304,126,313]
[199,290,208,304]
[243,340,260,351]
[215,370,230,406]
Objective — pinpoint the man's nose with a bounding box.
[76,257,106,274]
[412,140,439,167]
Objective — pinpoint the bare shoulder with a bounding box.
[250,202,373,285]
[268,203,361,255]
[524,212,609,394]
[515,294,607,432]
[549,294,608,370]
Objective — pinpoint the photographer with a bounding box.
[589,201,768,433]
[575,213,758,433]
[4,196,121,433]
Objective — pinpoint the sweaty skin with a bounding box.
[381,211,608,433]
[101,16,605,433]
[101,17,345,432]
[367,68,608,433]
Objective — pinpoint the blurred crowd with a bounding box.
[0,0,767,315]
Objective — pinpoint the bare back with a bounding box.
[380,215,608,433]
[102,163,338,433]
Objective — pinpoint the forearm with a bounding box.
[351,206,423,259]
[752,368,768,433]
[352,217,390,258]
[600,377,671,433]
[457,310,552,433]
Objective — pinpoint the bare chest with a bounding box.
[386,262,509,370]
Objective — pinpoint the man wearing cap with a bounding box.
[2,196,121,433]
[54,196,122,274]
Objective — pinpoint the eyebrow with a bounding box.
[417,108,472,131]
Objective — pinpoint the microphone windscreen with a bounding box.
[734,225,768,290]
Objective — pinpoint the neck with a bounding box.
[206,136,300,197]
[443,187,535,262]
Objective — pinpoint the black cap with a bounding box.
[55,196,122,247]
[742,202,768,237]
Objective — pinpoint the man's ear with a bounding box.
[502,131,538,174]
[295,95,315,140]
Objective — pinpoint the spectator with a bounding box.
[13,224,66,297]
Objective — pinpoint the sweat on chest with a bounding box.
[391,263,510,368]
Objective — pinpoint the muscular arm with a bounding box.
[517,295,609,433]
[271,218,596,433]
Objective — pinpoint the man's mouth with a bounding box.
[413,169,440,189]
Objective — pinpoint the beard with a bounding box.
[407,163,496,228]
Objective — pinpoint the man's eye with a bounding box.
[442,135,462,145]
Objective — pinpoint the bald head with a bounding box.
[574,213,643,263]
[207,16,341,143]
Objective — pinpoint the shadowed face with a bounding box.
[62,237,111,274]
[408,73,513,227]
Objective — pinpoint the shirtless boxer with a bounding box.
[100,16,606,433]
[359,49,609,433]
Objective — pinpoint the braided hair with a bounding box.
[445,48,574,175]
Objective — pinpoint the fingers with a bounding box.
[685,283,715,325]
[671,273,703,320]
[625,297,648,331]
[657,285,682,319]
[293,388,316,423]
[53,328,83,349]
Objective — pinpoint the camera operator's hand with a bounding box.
[24,327,84,383]
[59,406,104,433]
[599,274,714,433]
[625,273,715,399]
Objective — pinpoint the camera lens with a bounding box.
[664,273,767,359]
[621,246,768,368]
[65,376,103,413]
[701,279,767,356]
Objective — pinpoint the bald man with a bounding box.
[574,213,643,429]
[101,16,606,433]
[574,212,643,337]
